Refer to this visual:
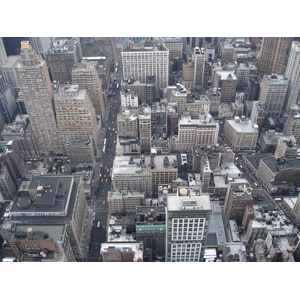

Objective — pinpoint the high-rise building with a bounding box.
[1,175,91,260]
[213,70,237,103]
[160,37,183,61]
[111,156,152,196]
[0,114,40,159]
[53,84,99,165]
[136,206,166,262]
[224,181,254,225]
[47,37,82,82]
[177,112,219,152]
[259,74,288,117]
[0,74,17,123]
[117,110,139,138]
[193,47,205,90]
[122,41,169,94]
[223,116,259,151]
[166,187,211,262]
[283,105,300,145]
[257,37,292,76]
[120,90,138,108]
[284,41,300,111]
[138,110,151,154]
[71,60,105,118]
[0,161,17,201]
[0,37,8,66]
[15,41,62,156]
[28,37,53,60]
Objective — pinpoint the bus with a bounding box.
[102,144,106,153]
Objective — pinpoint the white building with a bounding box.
[166,187,211,262]
[120,91,138,108]
[122,42,169,93]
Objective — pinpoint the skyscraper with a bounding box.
[259,74,288,117]
[284,41,300,111]
[71,60,105,119]
[47,37,82,82]
[193,47,205,90]
[257,37,292,76]
[53,84,99,165]
[15,41,62,156]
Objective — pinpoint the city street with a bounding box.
[87,39,123,261]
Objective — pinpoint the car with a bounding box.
[102,201,106,205]
[104,166,107,169]
[101,179,104,182]
[106,179,108,182]
[99,173,102,177]
[112,121,114,124]
[104,174,106,177]
[110,133,112,136]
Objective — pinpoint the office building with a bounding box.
[166,187,211,262]
[206,87,221,116]
[182,59,195,91]
[53,84,99,165]
[28,37,53,60]
[224,116,259,151]
[259,74,288,117]
[5,223,76,262]
[1,174,91,260]
[283,105,300,145]
[15,41,62,156]
[0,74,17,123]
[257,37,292,76]
[257,156,300,193]
[0,37,7,65]
[116,138,141,156]
[193,47,205,90]
[0,114,40,159]
[100,242,143,262]
[0,140,26,183]
[213,70,237,103]
[136,206,166,261]
[122,41,169,94]
[0,161,17,201]
[121,78,156,104]
[71,60,105,118]
[160,37,183,61]
[220,42,234,64]
[107,190,145,214]
[120,90,138,108]
[225,181,254,225]
[250,101,268,129]
[274,135,298,159]
[151,155,178,197]
[177,112,219,152]
[47,37,82,82]
[284,41,300,111]
[138,110,151,153]
[111,156,152,196]
[117,110,139,138]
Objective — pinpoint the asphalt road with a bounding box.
[87,43,123,261]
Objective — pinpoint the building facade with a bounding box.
[15,41,62,156]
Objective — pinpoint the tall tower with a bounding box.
[28,37,53,60]
[71,60,105,119]
[257,37,292,76]
[284,41,300,111]
[15,41,62,156]
[138,111,151,154]
[53,84,99,165]
[259,74,288,117]
[193,47,205,91]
